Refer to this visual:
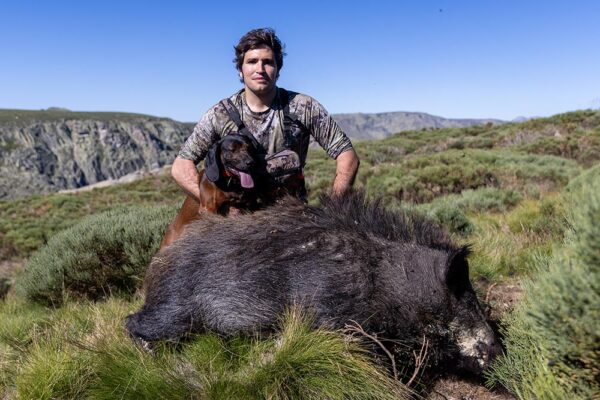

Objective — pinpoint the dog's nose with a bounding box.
[241,158,254,169]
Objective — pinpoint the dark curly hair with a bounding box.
[234,28,286,78]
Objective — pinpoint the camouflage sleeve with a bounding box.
[306,98,354,159]
[178,107,221,165]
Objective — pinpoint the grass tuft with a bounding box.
[0,299,410,399]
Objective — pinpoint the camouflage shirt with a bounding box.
[178,88,353,166]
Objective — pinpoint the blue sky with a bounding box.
[2,1,599,122]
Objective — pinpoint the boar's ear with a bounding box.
[442,246,471,295]
[204,142,221,182]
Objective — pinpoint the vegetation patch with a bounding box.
[424,187,523,214]
[16,205,176,305]
[0,110,599,398]
[361,149,579,204]
[0,297,410,400]
[487,173,600,399]
[0,174,180,259]
[466,195,566,281]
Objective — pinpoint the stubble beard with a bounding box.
[247,82,276,97]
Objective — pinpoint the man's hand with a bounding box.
[331,149,360,197]
[171,156,202,203]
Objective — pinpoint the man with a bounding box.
[172,28,359,207]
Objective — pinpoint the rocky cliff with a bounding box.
[0,109,192,199]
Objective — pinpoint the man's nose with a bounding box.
[256,62,266,72]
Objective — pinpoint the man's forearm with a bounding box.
[332,149,360,196]
[171,156,202,202]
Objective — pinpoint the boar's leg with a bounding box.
[126,304,194,343]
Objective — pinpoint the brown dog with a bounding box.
[160,134,267,249]
[160,134,304,250]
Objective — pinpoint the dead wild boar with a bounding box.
[126,192,500,373]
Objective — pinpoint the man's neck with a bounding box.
[244,87,277,112]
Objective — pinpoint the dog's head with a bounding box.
[204,134,264,188]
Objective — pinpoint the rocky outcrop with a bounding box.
[0,110,192,199]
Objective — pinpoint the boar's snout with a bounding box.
[473,335,502,371]
[454,322,501,373]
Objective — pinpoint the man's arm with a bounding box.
[171,156,202,203]
[331,148,360,196]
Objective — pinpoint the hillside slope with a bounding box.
[0,107,582,200]
[0,109,191,199]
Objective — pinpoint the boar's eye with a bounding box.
[444,246,471,296]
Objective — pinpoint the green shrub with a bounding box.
[16,205,176,305]
[488,174,600,399]
[564,163,600,196]
[426,187,523,214]
[424,204,474,237]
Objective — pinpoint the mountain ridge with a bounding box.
[331,111,504,140]
[0,108,503,199]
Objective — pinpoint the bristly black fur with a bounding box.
[316,191,463,253]
[126,189,497,374]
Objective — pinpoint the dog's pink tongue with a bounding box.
[239,172,254,188]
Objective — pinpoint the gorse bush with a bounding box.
[487,172,600,399]
[0,297,410,400]
[16,205,176,305]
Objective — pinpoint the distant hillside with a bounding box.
[0,107,541,200]
[331,111,504,140]
[2,108,598,262]
[0,109,192,199]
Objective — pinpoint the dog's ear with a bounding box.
[204,142,221,182]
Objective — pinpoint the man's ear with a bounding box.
[204,143,221,182]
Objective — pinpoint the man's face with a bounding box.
[240,46,278,96]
